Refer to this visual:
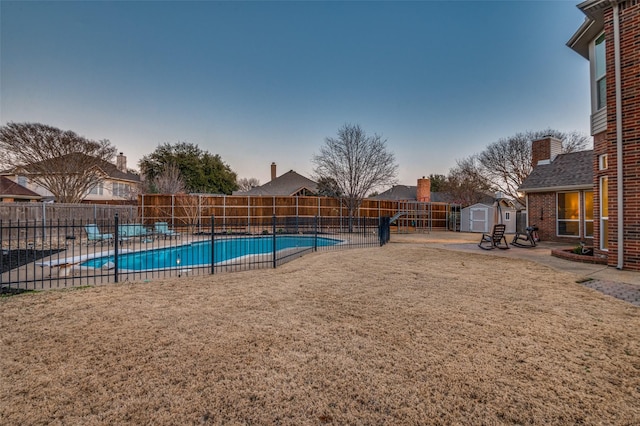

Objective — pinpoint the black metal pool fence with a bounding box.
[0,215,391,292]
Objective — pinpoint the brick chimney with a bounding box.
[531,137,562,167]
[116,152,127,172]
[271,162,277,181]
[416,177,431,202]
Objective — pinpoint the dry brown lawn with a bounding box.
[1,238,639,425]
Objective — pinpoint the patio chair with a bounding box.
[119,224,153,243]
[84,224,113,245]
[478,224,510,250]
[154,222,181,239]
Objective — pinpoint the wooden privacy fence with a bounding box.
[138,194,458,232]
[0,203,139,245]
[0,203,138,223]
[0,196,459,243]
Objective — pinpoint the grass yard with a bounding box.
[1,239,639,425]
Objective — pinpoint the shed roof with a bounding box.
[519,150,593,192]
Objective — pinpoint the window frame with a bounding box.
[593,32,607,111]
[600,176,609,251]
[599,154,608,171]
[88,183,104,195]
[556,191,581,238]
[583,190,594,239]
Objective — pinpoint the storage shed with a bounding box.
[460,201,517,234]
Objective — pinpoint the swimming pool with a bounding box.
[81,235,342,271]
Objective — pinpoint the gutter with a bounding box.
[519,185,592,194]
[612,2,624,269]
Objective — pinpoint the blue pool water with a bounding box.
[81,235,342,271]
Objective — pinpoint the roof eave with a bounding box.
[567,0,615,59]
[519,184,593,193]
[567,18,598,59]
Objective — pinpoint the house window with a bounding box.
[584,190,594,238]
[505,212,511,221]
[600,176,608,250]
[594,33,606,110]
[112,182,130,198]
[557,192,580,237]
[89,183,103,195]
[599,154,608,170]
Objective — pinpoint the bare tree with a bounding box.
[236,177,260,192]
[145,163,186,194]
[442,157,493,207]
[313,124,398,229]
[469,129,591,205]
[0,122,117,203]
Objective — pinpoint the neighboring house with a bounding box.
[564,0,640,270]
[370,177,494,206]
[0,176,42,202]
[519,138,594,243]
[234,163,318,196]
[1,152,140,202]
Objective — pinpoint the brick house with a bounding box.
[565,0,640,270]
[519,137,594,244]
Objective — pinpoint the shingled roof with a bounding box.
[8,153,140,183]
[519,150,593,192]
[369,185,467,204]
[237,170,318,196]
[0,176,42,200]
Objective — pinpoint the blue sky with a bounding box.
[1,0,590,187]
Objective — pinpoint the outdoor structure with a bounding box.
[370,177,463,232]
[234,163,318,196]
[519,137,594,243]
[371,178,451,204]
[0,176,42,203]
[460,201,517,234]
[1,152,141,202]
[566,0,640,270]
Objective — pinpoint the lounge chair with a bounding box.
[154,222,181,239]
[118,224,153,242]
[84,224,113,245]
[478,224,510,250]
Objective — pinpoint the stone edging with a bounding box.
[551,248,608,265]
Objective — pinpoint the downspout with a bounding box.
[613,2,624,269]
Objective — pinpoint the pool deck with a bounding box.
[392,232,640,307]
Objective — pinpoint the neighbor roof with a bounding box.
[0,176,42,200]
[370,185,467,204]
[237,170,318,196]
[9,153,140,183]
[519,150,593,192]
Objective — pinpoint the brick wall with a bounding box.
[531,137,563,167]
[526,193,556,242]
[602,1,640,270]
[527,191,594,244]
[416,178,431,203]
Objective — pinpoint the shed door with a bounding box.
[470,207,488,233]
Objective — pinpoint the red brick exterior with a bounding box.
[600,1,640,270]
[531,137,562,167]
[526,191,594,244]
